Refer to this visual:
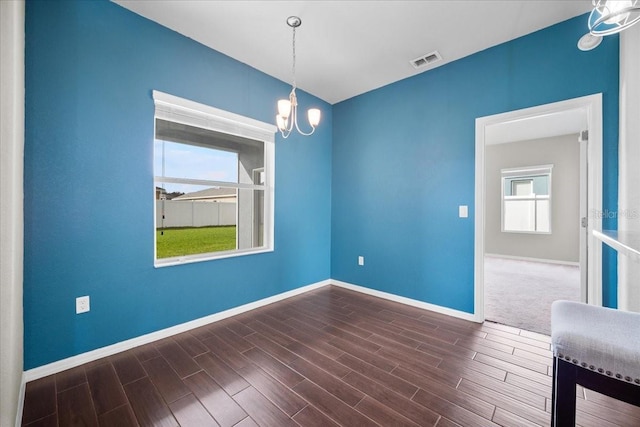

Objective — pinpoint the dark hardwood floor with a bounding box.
[22,286,640,426]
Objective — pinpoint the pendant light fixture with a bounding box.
[589,0,640,36]
[276,16,321,139]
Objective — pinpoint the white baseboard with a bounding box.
[330,280,481,323]
[485,253,579,267]
[23,280,330,382]
[21,277,480,385]
[15,373,25,427]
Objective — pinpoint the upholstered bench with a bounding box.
[550,300,640,426]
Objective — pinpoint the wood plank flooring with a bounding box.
[21,286,640,426]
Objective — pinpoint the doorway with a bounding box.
[474,95,604,331]
[484,136,580,334]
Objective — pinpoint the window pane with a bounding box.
[504,174,549,196]
[536,199,551,232]
[155,183,266,259]
[156,226,237,259]
[512,180,533,196]
[154,139,238,183]
[156,183,238,259]
[504,199,536,232]
[155,118,265,186]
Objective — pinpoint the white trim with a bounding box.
[1,2,25,427]
[264,137,275,253]
[594,230,640,264]
[586,95,604,307]
[154,176,267,190]
[23,280,330,382]
[475,94,603,323]
[15,374,25,427]
[153,90,277,143]
[475,118,487,322]
[330,280,480,323]
[485,253,580,267]
[617,24,640,312]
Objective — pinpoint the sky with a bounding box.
[154,139,238,194]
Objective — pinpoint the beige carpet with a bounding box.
[484,255,581,335]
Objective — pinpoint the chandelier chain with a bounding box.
[291,26,297,89]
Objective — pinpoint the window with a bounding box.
[153,91,276,266]
[511,179,533,196]
[501,165,553,234]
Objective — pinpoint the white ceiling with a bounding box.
[486,108,587,145]
[114,1,593,105]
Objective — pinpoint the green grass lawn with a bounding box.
[156,226,236,258]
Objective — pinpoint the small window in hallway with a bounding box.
[501,165,553,234]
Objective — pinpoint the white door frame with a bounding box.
[474,94,603,322]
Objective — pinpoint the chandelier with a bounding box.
[589,0,640,36]
[276,16,321,139]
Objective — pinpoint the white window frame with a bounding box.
[501,165,553,234]
[153,91,276,267]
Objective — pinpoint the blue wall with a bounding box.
[331,14,619,313]
[24,0,332,369]
[25,2,620,370]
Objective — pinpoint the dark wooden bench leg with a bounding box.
[552,357,577,427]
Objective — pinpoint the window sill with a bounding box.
[154,247,273,268]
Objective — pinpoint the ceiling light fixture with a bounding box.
[276,16,320,139]
[589,0,640,36]
[577,32,603,50]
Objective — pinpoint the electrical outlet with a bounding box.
[358,256,365,266]
[76,296,90,314]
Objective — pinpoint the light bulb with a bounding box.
[276,115,287,131]
[278,100,292,119]
[308,109,321,127]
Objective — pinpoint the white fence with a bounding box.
[156,201,236,228]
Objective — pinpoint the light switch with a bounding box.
[459,205,468,218]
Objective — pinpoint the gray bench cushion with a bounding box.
[551,300,640,385]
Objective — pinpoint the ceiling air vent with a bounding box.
[410,50,442,70]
